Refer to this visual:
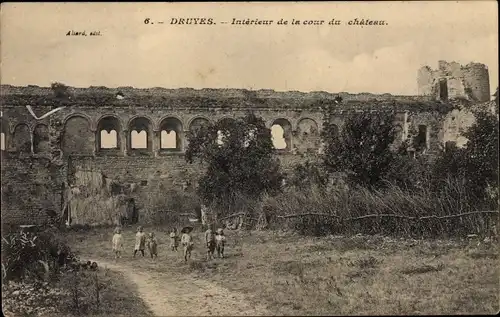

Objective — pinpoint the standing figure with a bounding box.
[205,227,216,260]
[181,228,194,262]
[215,228,226,258]
[112,227,124,260]
[169,228,179,251]
[133,226,146,257]
[147,232,158,259]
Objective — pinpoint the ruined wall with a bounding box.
[417,61,491,102]
[441,100,497,147]
[0,83,470,225]
[461,63,491,103]
[1,157,66,226]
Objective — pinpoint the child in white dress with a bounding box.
[134,226,146,257]
[112,227,124,260]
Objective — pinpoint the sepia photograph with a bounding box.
[1,1,499,316]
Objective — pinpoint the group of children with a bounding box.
[111,226,158,259]
[111,225,226,262]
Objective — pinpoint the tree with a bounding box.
[321,111,397,188]
[460,109,499,203]
[429,108,499,206]
[289,160,328,189]
[384,142,433,192]
[185,113,284,208]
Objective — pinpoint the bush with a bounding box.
[1,228,78,282]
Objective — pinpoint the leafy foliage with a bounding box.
[1,229,78,282]
[384,146,432,192]
[460,110,499,203]
[185,113,284,206]
[321,111,397,188]
[288,160,329,189]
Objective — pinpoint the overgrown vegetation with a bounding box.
[186,113,284,223]
[1,227,150,316]
[322,110,398,188]
[184,96,498,238]
[276,102,498,237]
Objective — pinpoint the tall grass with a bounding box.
[262,178,498,238]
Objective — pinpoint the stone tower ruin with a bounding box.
[417,60,490,102]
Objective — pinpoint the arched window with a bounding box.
[96,116,121,154]
[0,118,7,152]
[189,117,210,132]
[128,117,152,154]
[13,123,32,154]
[415,124,429,151]
[159,117,183,152]
[0,132,5,151]
[62,116,94,156]
[296,118,320,153]
[271,118,292,151]
[33,124,50,153]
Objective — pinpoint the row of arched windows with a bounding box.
[0,118,50,154]
[0,115,348,155]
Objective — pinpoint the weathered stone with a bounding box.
[1,63,496,225]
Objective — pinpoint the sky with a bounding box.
[1,2,498,96]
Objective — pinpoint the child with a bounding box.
[215,228,226,258]
[133,226,146,257]
[181,229,194,262]
[205,227,216,260]
[147,232,158,259]
[169,228,179,251]
[112,227,123,260]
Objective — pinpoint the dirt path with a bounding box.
[94,259,270,316]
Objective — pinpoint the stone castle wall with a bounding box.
[417,60,490,102]
[0,82,484,226]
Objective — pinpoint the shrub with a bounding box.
[1,228,78,282]
[321,111,398,188]
[186,113,284,209]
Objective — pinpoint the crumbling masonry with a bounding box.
[1,61,495,226]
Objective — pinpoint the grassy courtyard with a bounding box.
[65,226,499,316]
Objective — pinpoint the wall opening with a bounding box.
[439,79,448,101]
[161,131,177,148]
[100,130,118,148]
[271,118,292,151]
[0,132,5,151]
[216,130,225,145]
[0,118,7,152]
[13,123,32,154]
[96,116,121,154]
[130,130,147,149]
[33,124,50,153]
[159,117,183,152]
[128,117,152,154]
[271,125,286,149]
[415,124,428,151]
